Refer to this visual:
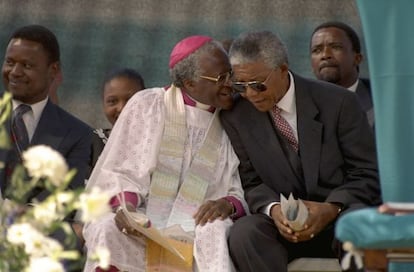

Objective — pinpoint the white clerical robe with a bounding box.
[83,87,246,272]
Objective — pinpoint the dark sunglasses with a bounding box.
[231,69,274,93]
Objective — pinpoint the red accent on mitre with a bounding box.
[169,35,213,68]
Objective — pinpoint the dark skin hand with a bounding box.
[193,198,234,226]
[114,202,144,237]
[114,198,233,234]
[71,222,85,246]
[271,200,340,243]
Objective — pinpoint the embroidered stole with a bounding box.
[146,85,222,232]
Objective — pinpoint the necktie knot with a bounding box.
[14,104,31,117]
[273,105,282,115]
[272,105,299,152]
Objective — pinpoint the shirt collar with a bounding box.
[12,96,49,122]
[347,79,359,92]
[276,71,296,114]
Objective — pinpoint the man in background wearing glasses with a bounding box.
[220,30,380,272]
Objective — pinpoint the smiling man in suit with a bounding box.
[0,24,92,202]
[220,30,381,272]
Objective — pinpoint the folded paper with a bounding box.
[280,193,309,231]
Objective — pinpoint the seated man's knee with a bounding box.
[228,215,268,246]
[195,218,233,240]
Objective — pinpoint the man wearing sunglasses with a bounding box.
[220,30,381,272]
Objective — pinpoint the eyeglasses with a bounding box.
[199,71,232,86]
[231,69,274,93]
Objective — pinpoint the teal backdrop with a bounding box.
[0,0,367,129]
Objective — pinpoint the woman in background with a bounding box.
[90,68,145,173]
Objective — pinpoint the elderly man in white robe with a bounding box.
[83,35,248,272]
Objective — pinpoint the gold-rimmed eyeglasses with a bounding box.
[199,71,232,86]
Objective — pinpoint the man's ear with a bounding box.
[354,53,363,66]
[49,61,60,79]
[279,63,289,73]
[183,78,195,91]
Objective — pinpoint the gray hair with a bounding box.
[229,30,289,69]
[170,40,225,88]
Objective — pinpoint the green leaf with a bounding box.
[0,127,11,149]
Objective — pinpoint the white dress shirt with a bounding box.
[12,97,48,142]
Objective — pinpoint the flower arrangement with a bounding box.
[0,92,110,272]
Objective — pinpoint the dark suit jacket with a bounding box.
[89,128,110,177]
[0,99,92,201]
[220,73,381,214]
[356,78,374,127]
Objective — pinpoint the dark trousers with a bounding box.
[228,214,338,272]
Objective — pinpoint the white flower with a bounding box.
[90,246,111,270]
[79,187,111,222]
[25,257,64,272]
[32,192,76,225]
[7,223,40,245]
[32,201,58,225]
[7,223,63,257]
[22,145,68,186]
[25,236,63,257]
[56,191,75,205]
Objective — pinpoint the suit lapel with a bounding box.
[31,101,65,149]
[295,75,323,193]
[243,106,278,153]
[355,79,373,111]
[242,100,305,194]
[356,79,374,127]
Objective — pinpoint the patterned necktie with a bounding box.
[11,104,31,153]
[272,105,299,152]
